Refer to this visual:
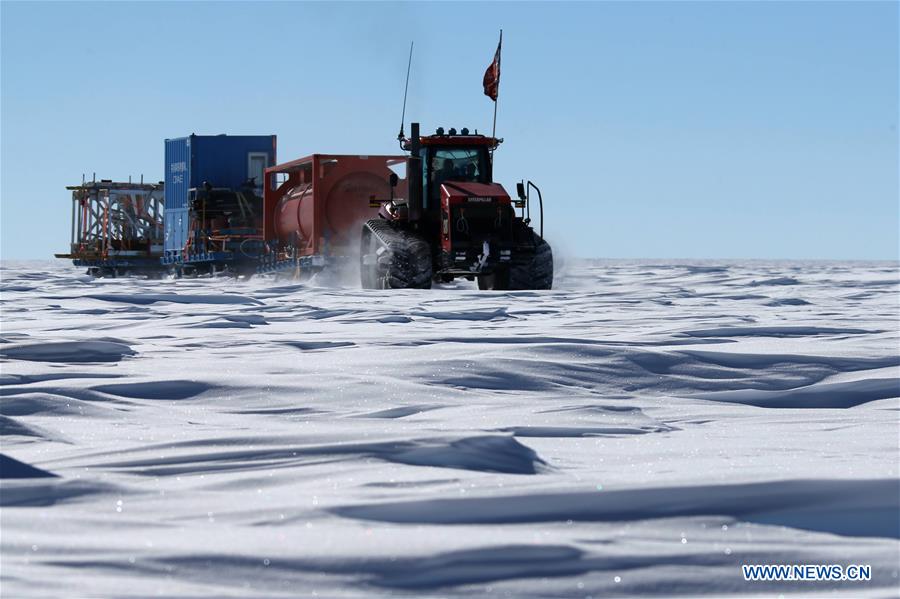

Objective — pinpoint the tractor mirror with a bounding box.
[389,173,399,188]
[516,182,526,201]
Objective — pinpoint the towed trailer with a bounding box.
[260,154,406,276]
[161,134,276,277]
[56,147,404,280]
[55,178,166,278]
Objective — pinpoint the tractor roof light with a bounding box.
[461,128,469,135]
[448,128,457,135]
[436,127,445,135]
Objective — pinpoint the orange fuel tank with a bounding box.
[265,155,407,256]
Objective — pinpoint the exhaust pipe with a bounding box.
[408,122,423,220]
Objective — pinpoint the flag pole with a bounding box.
[491,96,498,141]
[491,30,502,158]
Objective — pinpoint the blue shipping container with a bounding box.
[164,134,276,255]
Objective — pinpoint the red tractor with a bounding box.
[361,123,552,290]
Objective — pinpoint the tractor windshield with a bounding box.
[430,148,487,186]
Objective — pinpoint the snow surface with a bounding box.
[1,259,898,597]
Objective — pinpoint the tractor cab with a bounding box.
[405,127,498,211]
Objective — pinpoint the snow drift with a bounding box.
[1,259,898,597]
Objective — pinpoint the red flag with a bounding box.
[483,35,502,102]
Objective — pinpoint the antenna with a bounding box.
[398,41,414,142]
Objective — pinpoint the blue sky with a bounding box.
[2,1,897,260]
